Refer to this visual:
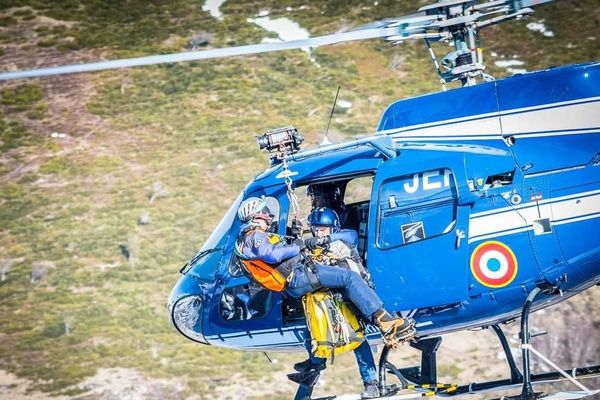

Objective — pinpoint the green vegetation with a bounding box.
[438,363,461,380]
[2,84,43,108]
[0,113,34,150]
[0,0,599,398]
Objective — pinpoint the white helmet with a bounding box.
[237,197,272,223]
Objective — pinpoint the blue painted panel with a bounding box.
[518,175,567,280]
[376,80,498,131]
[508,133,600,174]
[377,63,600,135]
[496,63,600,111]
[496,63,600,173]
[551,180,600,285]
[378,169,456,249]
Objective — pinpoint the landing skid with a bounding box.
[290,285,600,399]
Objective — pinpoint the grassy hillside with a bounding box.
[0,1,599,398]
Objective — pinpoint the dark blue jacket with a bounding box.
[330,229,358,247]
[240,229,300,265]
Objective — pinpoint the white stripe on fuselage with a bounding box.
[469,190,600,243]
[381,96,600,141]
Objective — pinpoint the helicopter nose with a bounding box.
[168,291,209,345]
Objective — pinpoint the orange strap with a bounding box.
[241,259,287,292]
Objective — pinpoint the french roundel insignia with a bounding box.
[470,241,518,288]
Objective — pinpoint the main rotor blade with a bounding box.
[511,0,555,9]
[0,27,399,81]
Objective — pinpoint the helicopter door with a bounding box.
[368,158,471,309]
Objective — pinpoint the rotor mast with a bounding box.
[414,0,539,87]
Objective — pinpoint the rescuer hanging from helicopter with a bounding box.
[234,197,416,349]
[291,206,382,399]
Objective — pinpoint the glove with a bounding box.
[294,238,306,251]
[290,219,303,238]
[305,237,319,251]
[305,235,331,251]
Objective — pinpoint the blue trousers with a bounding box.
[286,264,383,319]
[305,336,377,383]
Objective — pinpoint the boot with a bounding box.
[293,358,326,373]
[361,380,379,399]
[373,309,415,345]
[287,368,321,386]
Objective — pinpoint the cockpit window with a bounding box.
[220,283,272,321]
[182,193,242,279]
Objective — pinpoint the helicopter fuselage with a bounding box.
[168,61,600,352]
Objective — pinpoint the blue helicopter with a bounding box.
[164,1,600,397]
[2,0,599,399]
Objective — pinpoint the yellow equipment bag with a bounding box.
[302,290,365,362]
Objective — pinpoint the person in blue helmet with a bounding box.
[236,198,415,398]
[306,182,348,226]
[294,207,380,399]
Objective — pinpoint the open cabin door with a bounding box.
[367,155,473,310]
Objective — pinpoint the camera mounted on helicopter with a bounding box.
[256,126,304,164]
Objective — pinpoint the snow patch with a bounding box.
[337,99,352,109]
[202,0,227,20]
[494,60,524,67]
[248,15,310,43]
[247,14,316,63]
[495,59,527,75]
[526,20,555,37]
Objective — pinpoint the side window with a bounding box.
[287,177,374,254]
[343,176,373,256]
[262,196,281,234]
[220,283,272,321]
[377,168,457,249]
[344,176,373,205]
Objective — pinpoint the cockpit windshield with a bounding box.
[200,192,243,252]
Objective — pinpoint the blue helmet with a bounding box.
[307,207,340,233]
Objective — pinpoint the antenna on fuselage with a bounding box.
[321,85,341,146]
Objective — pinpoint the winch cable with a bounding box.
[282,156,301,223]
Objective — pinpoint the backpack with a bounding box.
[303,290,365,362]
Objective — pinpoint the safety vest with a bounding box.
[235,232,290,292]
[303,290,364,362]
